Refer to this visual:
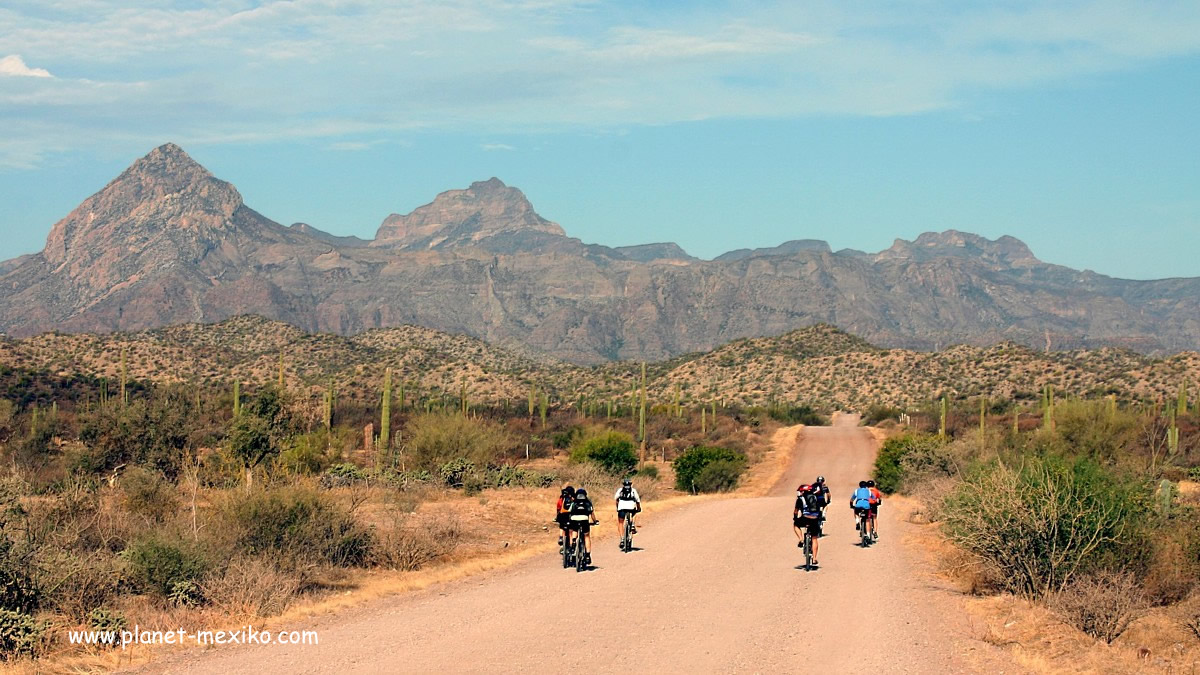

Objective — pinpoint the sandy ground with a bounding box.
[132,416,1018,674]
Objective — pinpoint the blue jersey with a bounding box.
[852,487,873,509]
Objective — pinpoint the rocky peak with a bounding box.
[44,143,248,267]
[876,230,1038,267]
[372,178,565,250]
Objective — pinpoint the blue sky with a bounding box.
[1,1,1198,279]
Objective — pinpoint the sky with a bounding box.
[1,1,1198,280]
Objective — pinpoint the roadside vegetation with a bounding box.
[0,351,803,664]
[874,389,1200,666]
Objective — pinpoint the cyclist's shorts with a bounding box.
[556,513,570,528]
[794,515,821,536]
[568,520,591,534]
[853,507,870,519]
[870,504,879,515]
[617,509,637,521]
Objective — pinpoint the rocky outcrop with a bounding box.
[372,178,565,250]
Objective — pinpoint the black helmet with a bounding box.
[859,480,868,488]
[867,480,876,488]
[561,485,575,496]
[575,488,588,498]
[816,475,825,484]
[622,478,632,487]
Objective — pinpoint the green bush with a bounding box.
[439,459,474,487]
[674,446,746,493]
[873,434,945,493]
[220,486,371,568]
[763,404,827,426]
[405,413,514,471]
[569,431,638,476]
[121,466,178,524]
[123,534,208,598]
[0,609,46,660]
[636,464,660,481]
[279,430,337,475]
[862,404,904,426]
[692,459,744,492]
[943,456,1150,597]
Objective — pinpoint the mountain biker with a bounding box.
[614,478,641,541]
[813,475,831,536]
[556,484,576,550]
[568,488,600,566]
[793,483,823,565]
[867,480,882,539]
[850,480,873,533]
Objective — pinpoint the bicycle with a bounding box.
[802,528,815,570]
[560,528,574,568]
[573,524,591,572]
[856,509,872,547]
[620,512,634,553]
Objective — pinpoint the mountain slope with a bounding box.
[1,144,1198,361]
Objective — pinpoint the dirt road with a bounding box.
[141,417,1006,673]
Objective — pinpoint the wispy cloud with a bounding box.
[481,143,515,151]
[1,1,1199,167]
[0,54,51,77]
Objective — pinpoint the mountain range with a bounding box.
[2,143,1198,363]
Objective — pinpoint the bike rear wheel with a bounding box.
[623,515,632,552]
[575,532,587,572]
[803,532,813,570]
[562,532,572,568]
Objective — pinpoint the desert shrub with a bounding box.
[372,515,462,571]
[873,434,945,494]
[279,430,337,475]
[862,404,904,426]
[1142,508,1200,603]
[405,413,514,471]
[763,404,827,426]
[219,486,371,568]
[636,464,660,481]
[0,539,39,615]
[120,466,178,524]
[482,465,556,489]
[692,459,744,492]
[123,534,208,598]
[77,390,194,478]
[569,431,638,476]
[943,456,1150,597]
[674,446,746,493]
[552,427,582,449]
[0,609,47,660]
[39,551,122,620]
[1048,571,1148,643]
[1052,399,1139,463]
[202,557,300,619]
[1180,595,1200,640]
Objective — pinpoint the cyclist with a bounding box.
[813,475,831,536]
[614,478,641,541]
[556,484,576,550]
[568,488,600,566]
[793,483,823,565]
[867,479,882,540]
[850,480,873,534]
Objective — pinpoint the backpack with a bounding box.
[619,486,634,501]
[558,494,574,514]
[570,497,592,516]
[797,491,819,514]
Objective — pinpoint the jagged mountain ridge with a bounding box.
[1,143,1198,363]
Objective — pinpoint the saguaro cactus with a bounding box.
[120,346,129,406]
[233,380,241,418]
[938,395,948,438]
[323,378,335,429]
[380,367,392,452]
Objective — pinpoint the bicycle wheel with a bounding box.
[562,531,571,568]
[803,532,813,570]
[623,515,632,552]
[576,533,587,572]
